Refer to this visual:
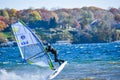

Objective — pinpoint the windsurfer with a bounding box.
[46,43,64,66]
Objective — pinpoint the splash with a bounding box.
[0,69,52,80]
[0,70,22,80]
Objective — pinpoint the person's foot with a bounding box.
[61,60,65,63]
[60,60,65,63]
[52,67,56,70]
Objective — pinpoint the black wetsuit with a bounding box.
[46,45,64,65]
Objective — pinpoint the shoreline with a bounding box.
[0,40,119,47]
[0,41,17,47]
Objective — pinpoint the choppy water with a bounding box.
[0,42,120,80]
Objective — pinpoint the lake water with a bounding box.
[0,42,120,80]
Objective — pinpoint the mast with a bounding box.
[12,24,24,59]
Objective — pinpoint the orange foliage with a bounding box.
[0,16,6,21]
[0,16,9,25]
[0,20,6,31]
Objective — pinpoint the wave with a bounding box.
[0,69,52,80]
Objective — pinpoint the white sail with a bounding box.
[11,21,53,68]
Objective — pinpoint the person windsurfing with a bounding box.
[45,43,64,66]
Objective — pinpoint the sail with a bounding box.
[11,21,53,68]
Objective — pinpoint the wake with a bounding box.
[0,69,53,80]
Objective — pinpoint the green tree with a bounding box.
[49,17,57,28]
[2,10,9,19]
[50,11,59,22]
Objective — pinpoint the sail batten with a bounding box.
[11,21,53,68]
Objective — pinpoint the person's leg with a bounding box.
[54,53,58,62]
[53,50,64,65]
[59,59,65,63]
[54,53,62,65]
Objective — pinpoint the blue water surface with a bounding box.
[0,42,120,80]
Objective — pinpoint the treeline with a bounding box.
[0,7,120,43]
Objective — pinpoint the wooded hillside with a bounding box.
[0,7,120,43]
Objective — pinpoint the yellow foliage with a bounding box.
[50,11,58,22]
[9,9,17,17]
[30,11,42,20]
[0,20,6,31]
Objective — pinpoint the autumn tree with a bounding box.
[50,11,59,22]
[109,8,120,14]
[72,20,80,28]
[29,10,42,21]
[40,9,51,21]
[115,14,120,22]
[0,20,6,31]
[8,9,17,17]
[79,11,94,29]
[1,9,9,19]
[92,20,114,42]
